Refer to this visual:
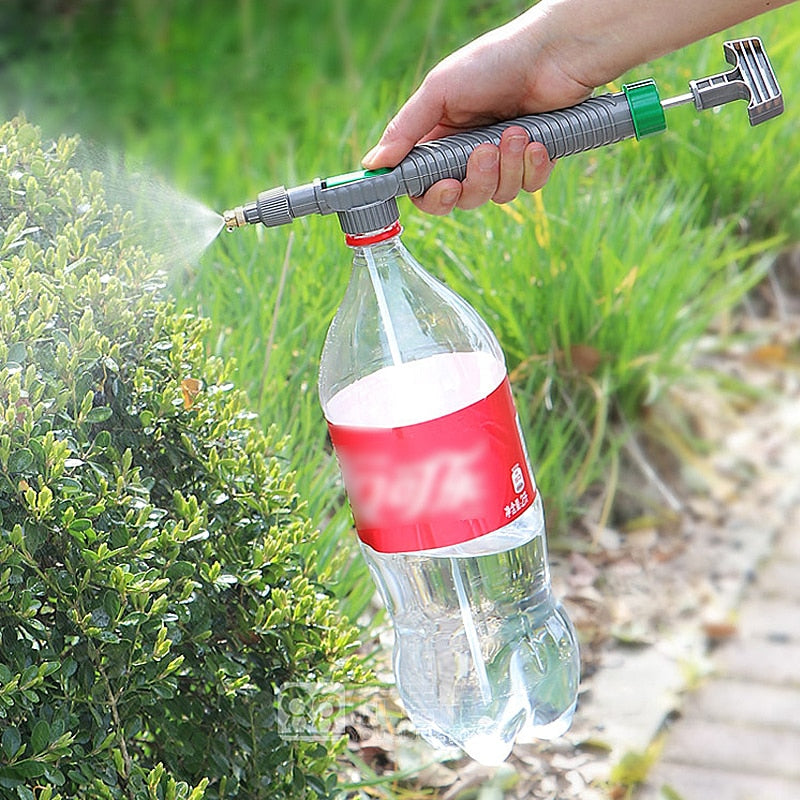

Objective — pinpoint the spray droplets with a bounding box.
[73,142,223,273]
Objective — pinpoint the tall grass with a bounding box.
[2,0,799,620]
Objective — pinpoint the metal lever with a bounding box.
[661,37,783,125]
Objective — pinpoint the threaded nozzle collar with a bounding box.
[337,198,400,236]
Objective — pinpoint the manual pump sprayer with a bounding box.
[224,38,784,765]
[224,38,782,238]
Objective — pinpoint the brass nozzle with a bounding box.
[222,206,246,230]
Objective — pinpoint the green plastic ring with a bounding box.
[623,79,667,140]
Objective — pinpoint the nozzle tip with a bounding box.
[222,206,246,230]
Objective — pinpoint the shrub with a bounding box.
[0,116,366,800]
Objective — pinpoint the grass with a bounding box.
[2,0,799,619]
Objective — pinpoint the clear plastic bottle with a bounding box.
[319,202,579,766]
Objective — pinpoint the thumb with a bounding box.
[362,87,445,169]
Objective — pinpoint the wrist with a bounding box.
[515,0,643,89]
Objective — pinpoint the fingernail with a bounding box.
[529,144,549,166]
[475,148,499,171]
[362,145,381,166]
[508,135,527,154]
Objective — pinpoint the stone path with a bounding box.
[637,395,800,800]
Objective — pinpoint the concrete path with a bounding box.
[637,409,800,800]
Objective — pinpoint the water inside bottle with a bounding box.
[325,350,579,764]
[361,501,579,765]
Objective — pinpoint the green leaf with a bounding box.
[7,759,46,779]
[166,561,195,579]
[93,430,111,449]
[31,719,51,754]
[103,590,121,620]
[6,342,27,365]
[1,727,21,759]
[16,784,35,800]
[7,449,34,472]
[84,407,113,423]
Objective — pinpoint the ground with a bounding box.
[339,248,800,800]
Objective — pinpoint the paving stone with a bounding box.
[683,677,800,731]
[757,558,800,601]
[737,597,800,642]
[641,761,800,800]
[581,628,703,762]
[714,638,800,687]
[658,718,800,779]
[776,529,800,561]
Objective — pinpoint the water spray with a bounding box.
[223,38,782,237]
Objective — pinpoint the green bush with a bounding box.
[0,116,366,800]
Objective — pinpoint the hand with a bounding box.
[361,9,594,214]
[362,0,792,215]
[400,128,556,216]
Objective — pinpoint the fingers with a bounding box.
[412,129,555,216]
[411,179,464,216]
[362,81,447,170]
[522,140,554,193]
[492,130,528,204]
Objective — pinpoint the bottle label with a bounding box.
[327,377,536,553]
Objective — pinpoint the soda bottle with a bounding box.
[319,198,579,766]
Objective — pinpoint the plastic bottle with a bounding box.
[319,199,579,766]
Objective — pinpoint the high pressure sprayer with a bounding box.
[226,38,783,766]
[224,38,782,235]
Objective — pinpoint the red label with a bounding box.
[327,377,535,553]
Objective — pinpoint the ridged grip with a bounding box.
[396,92,636,197]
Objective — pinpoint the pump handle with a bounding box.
[396,90,642,198]
[230,85,655,228]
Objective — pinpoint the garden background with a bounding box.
[1,0,799,797]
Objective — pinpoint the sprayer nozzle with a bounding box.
[223,206,246,231]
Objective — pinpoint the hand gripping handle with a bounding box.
[395,88,648,197]
[320,81,662,209]
[234,82,663,227]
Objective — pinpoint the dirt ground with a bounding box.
[339,248,800,800]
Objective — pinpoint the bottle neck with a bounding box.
[344,220,403,248]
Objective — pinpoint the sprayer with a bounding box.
[224,38,782,237]
[224,38,783,765]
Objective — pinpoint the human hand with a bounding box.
[373,125,558,216]
[361,9,594,214]
[363,0,793,216]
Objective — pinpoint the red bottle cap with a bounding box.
[344,220,402,247]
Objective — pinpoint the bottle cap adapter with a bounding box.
[338,197,400,236]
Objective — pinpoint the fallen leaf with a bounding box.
[570,344,603,375]
[746,342,788,364]
[702,620,738,641]
[417,761,459,788]
[567,552,600,588]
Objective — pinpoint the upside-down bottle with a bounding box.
[318,198,579,766]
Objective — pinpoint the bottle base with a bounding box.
[412,698,577,767]
[516,697,577,743]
